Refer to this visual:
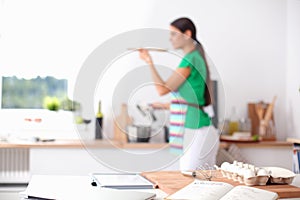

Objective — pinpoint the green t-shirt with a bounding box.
[178,49,211,129]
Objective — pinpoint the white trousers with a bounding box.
[179,125,220,171]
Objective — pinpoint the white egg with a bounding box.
[221,162,230,171]
[237,162,243,167]
[243,168,256,178]
[237,167,245,176]
[257,168,269,176]
[231,165,239,174]
[227,164,233,172]
[249,164,256,171]
[254,167,260,173]
[243,163,249,169]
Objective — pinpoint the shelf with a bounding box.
[220,141,292,148]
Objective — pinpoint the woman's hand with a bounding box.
[150,102,170,110]
[139,49,153,64]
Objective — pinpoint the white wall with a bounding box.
[0,0,291,139]
[141,0,288,139]
[286,0,300,138]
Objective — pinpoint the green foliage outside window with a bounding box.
[2,76,68,109]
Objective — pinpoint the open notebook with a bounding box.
[165,180,278,200]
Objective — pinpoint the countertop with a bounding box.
[0,139,169,149]
[0,139,293,149]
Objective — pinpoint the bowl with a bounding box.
[127,125,151,143]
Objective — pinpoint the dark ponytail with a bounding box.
[171,18,214,106]
[195,39,214,106]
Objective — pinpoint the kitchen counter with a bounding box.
[0,139,169,149]
[0,139,294,181]
[0,139,293,149]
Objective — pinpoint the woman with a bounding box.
[139,17,219,170]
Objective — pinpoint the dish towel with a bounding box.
[169,92,187,155]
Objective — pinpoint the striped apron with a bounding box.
[169,92,188,155]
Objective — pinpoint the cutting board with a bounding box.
[114,104,133,143]
[142,171,300,199]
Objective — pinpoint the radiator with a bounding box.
[0,148,30,183]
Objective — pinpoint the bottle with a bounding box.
[239,118,251,133]
[219,119,230,135]
[228,107,239,135]
[95,100,103,139]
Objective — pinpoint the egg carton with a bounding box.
[216,161,296,186]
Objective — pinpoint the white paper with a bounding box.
[220,186,278,200]
[166,180,233,200]
[166,180,278,200]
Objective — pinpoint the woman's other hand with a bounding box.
[139,49,153,64]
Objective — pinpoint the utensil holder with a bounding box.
[258,119,276,141]
[248,103,274,136]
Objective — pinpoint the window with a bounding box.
[1,76,68,109]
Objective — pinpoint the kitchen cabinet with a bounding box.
[0,139,294,183]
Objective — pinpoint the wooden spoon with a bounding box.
[264,96,277,122]
[255,102,264,120]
